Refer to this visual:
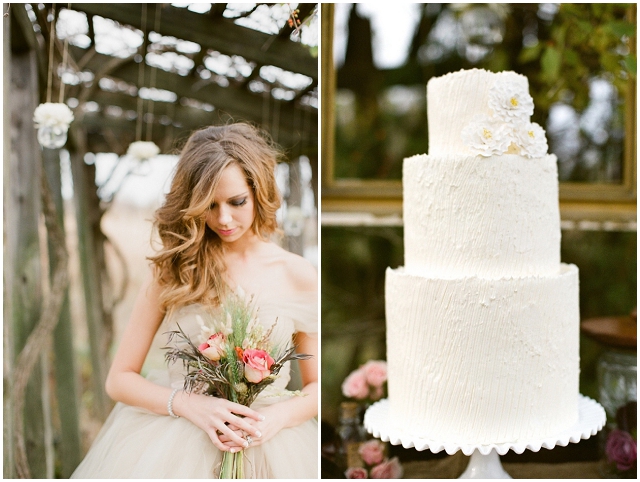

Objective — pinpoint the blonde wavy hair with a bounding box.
[149,123,283,312]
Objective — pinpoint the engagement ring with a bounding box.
[245,435,253,446]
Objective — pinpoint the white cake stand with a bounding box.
[363,395,606,479]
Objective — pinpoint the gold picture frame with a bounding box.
[321,4,636,225]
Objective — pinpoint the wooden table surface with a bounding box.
[402,451,604,479]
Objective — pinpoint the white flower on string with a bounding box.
[488,79,534,123]
[33,102,74,149]
[126,141,160,161]
[513,122,548,158]
[33,102,74,129]
[461,115,512,156]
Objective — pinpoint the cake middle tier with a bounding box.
[404,153,561,279]
[385,263,580,445]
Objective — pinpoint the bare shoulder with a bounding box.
[264,243,317,293]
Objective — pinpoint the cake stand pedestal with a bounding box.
[363,394,606,479]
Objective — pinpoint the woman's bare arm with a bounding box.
[104,269,263,452]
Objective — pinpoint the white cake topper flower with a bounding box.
[513,122,548,158]
[488,79,534,123]
[33,102,74,129]
[126,140,160,161]
[461,115,512,157]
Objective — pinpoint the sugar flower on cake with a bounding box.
[488,78,534,123]
[126,140,160,161]
[461,115,512,157]
[513,122,548,158]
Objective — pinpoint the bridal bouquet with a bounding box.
[164,290,311,478]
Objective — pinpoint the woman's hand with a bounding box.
[218,404,286,449]
[172,392,264,452]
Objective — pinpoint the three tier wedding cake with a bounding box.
[385,69,580,444]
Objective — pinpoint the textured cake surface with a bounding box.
[385,68,580,444]
[386,265,579,444]
[403,153,561,279]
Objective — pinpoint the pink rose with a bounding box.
[345,467,368,479]
[370,457,403,479]
[198,333,226,361]
[606,429,637,471]
[359,439,385,465]
[242,348,275,383]
[342,368,369,400]
[362,360,387,388]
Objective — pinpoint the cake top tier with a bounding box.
[427,68,548,158]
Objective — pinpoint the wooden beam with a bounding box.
[80,110,317,157]
[69,3,317,80]
[11,4,47,91]
[209,4,228,18]
[70,45,317,121]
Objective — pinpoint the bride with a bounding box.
[71,123,318,478]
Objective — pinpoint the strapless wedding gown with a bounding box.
[71,291,318,478]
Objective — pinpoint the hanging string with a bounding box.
[146,4,162,142]
[271,94,280,144]
[58,3,71,104]
[46,4,56,103]
[135,3,148,142]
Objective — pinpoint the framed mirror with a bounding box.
[321,4,636,225]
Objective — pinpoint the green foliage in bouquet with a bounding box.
[164,291,311,407]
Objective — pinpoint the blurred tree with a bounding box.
[333,3,635,182]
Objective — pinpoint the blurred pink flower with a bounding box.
[345,467,368,479]
[342,368,369,399]
[606,429,637,471]
[370,457,403,479]
[362,360,387,388]
[359,439,385,465]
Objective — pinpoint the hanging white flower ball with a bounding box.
[513,122,549,158]
[33,102,74,149]
[488,79,534,124]
[461,115,512,157]
[127,141,160,161]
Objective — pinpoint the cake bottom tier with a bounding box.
[385,264,580,445]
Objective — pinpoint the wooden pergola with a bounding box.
[14,3,318,156]
[4,3,318,478]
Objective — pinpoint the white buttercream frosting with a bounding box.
[403,153,561,279]
[386,264,580,444]
[385,68,580,444]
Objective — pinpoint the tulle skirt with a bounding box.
[71,400,318,478]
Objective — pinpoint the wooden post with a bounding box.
[6,39,47,478]
[3,6,15,477]
[68,145,112,421]
[286,158,304,256]
[42,148,83,476]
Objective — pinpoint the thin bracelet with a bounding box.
[167,388,180,418]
